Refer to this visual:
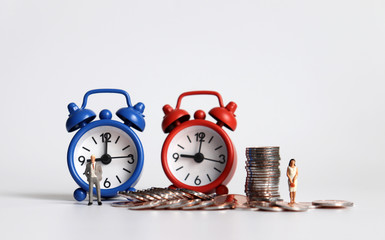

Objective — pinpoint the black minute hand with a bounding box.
[203,157,225,164]
[104,137,108,155]
[111,155,132,159]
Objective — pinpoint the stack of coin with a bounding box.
[245,147,281,202]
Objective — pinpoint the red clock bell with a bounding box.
[161,91,237,195]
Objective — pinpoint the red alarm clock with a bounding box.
[161,91,237,195]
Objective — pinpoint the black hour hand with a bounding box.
[180,154,195,159]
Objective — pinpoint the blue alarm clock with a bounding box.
[65,89,145,201]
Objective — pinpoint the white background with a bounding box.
[1,0,384,239]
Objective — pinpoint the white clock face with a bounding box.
[166,125,228,187]
[73,125,138,190]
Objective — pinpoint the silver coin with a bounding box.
[246,147,280,151]
[246,188,280,192]
[246,155,280,158]
[178,188,212,200]
[132,191,157,201]
[275,202,309,212]
[157,188,186,200]
[118,192,149,202]
[168,199,202,209]
[111,201,135,208]
[246,169,280,172]
[245,162,280,166]
[246,167,280,170]
[203,202,235,210]
[245,174,281,178]
[137,189,165,200]
[127,200,166,210]
[297,202,317,209]
[245,169,280,172]
[312,200,354,208]
[252,202,283,212]
[153,199,188,209]
[170,189,195,199]
[249,197,283,203]
[246,188,280,191]
[246,150,280,153]
[245,181,280,184]
[246,156,280,159]
[182,200,215,210]
[246,159,280,163]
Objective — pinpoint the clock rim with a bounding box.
[161,119,235,193]
[67,119,144,198]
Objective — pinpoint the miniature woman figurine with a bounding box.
[286,159,298,204]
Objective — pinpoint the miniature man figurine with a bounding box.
[286,159,298,204]
[84,155,103,205]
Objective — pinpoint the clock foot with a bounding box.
[74,188,87,201]
[168,185,177,190]
[215,185,228,195]
[127,187,136,192]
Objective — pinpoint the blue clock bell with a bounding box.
[65,89,145,201]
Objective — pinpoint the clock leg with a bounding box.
[215,185,228,195]
[74,188,87,201]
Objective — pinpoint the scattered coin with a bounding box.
[214,194,249,209]
[153,199,188,209]
[312,200,354,208]
[127,200,166,210]
[251,202,283,212]
[297,202,317,209]
[178,188,213,200]
[111,201,135,208]
[182,200,216,210]
[168,199,202,209]
[203,202,236,210]
[275,202,309,212]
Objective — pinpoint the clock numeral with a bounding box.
[173,153,179,162]
[100,132,112,143]
[78,156,86,166]
[195,132,205,142]
[104,178,111,188]
[127,154,135,164]
[219,154,226,164]
[194,175,201,185]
